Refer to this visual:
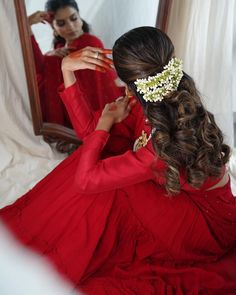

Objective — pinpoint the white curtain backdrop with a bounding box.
[0,0,65,208]
[167,0,236,194]
[85,0,159,49]
[27,0,159,52]
[233,1,236,113]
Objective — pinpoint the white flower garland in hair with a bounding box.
[134,57,183,103]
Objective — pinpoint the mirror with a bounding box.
[14,0,172,153]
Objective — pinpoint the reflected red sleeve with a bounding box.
[59,82,101,139]
[74,130,156,194]
[31,35,45,75]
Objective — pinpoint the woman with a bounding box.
[1,27,236,294]
[29,0,123,127]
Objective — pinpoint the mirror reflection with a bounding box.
[26,0,125,128]
[25,0,159,131]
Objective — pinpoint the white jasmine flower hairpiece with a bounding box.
[134,57,183,103]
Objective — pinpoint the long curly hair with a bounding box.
[113,26,230,195]
[45,0,90,48]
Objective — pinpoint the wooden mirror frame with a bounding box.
[156,0,173,32]
[14,0,80,147]
[14,0,172,148]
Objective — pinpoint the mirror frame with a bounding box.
[14,0,172,144]
[14,0,80,145]
[156,0,173,32]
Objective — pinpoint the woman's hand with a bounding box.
[61,46,113,87]
[61,46,112,72]
[28,11,51,26]
[102,97,132,123]
[95,97,136,132]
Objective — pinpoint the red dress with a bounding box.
[31,33,124,127]
[1,82,236,294]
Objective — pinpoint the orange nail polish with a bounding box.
[95,66,106,72]
[102,49,112,54]
[109,105,118,111]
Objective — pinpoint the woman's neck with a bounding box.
[65,31,84,47]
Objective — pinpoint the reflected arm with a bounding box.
[30,35,45,76]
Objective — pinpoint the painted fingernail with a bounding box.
[95,66,106,72]
[104,58,113,64]
[109,105,118,111]
[102,49,112,54]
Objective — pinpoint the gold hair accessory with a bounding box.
[133,128,156,151]
[134,57,183,103]
[125,87,133,100]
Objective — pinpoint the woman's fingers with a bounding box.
[64,46,116,73]
[28,11,44,25]
[56,50,67,57]
[99,55,113,65]
[84,58,111,73]
[71,46,108,61]
[101,96,132,123]
[67,50,81,58]
[128,99,137,109]
[108,103,118,111]
[115,97,136,114]
[43,12,54,23]
[67,47,77,52]
[84,46,109,54]
[92,50,114,68]
[101,49,113,55]
[95,66,106,73]
[115,96,129,104]
[68,49,113,72]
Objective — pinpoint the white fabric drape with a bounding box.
[168,0,234,145]
[0,224,76,295]
[0,0,65,208]
[167,0,236,194]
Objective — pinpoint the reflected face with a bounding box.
[52,6,83,42]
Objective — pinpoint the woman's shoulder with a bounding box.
[75,33,104,48]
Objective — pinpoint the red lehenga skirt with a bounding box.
[1,146,236,294]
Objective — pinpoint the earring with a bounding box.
[53,30,59,37]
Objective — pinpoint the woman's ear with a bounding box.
[114,77,126,87]
[52,27,59,37]
[79,16,84,33]
[50,21,60,37]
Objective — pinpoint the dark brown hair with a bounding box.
[113,26,230,195]
[45,0,90,47]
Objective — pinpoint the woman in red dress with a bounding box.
[1,27,236,294]
[29,0,123,127]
